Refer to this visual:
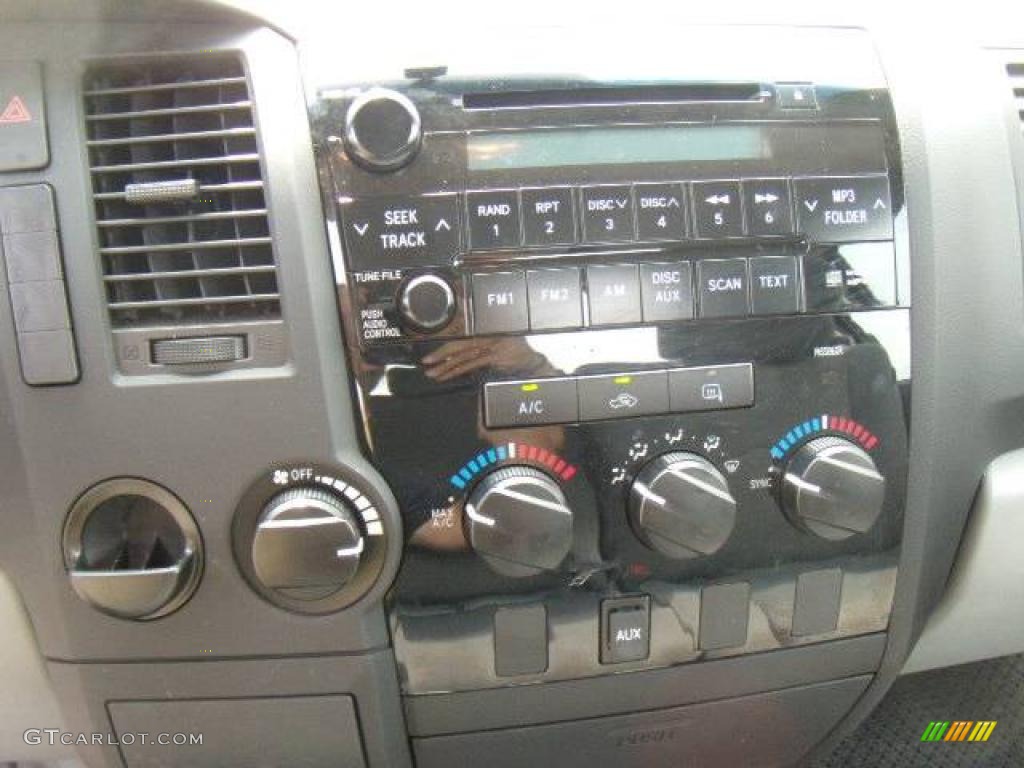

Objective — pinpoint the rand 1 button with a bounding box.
[466,190,522,250]
[587,264,642,326]
[794,175,893,243]
[668,363,754,413]
[484,377,579,428]
[743,178,793,237]
[527,267,583,330]
[634,182,686,241]
[749,256,800,315]
[521,187,577,247]
[692,180,743,238]
[697,258,749,318]
[472,271,528,334]
[639,262,694,322]
[340,193,460,270]
[580,185,635,243]
[577,370,669,421]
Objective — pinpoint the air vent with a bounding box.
[1010,62,1024,132]
[83,55,280,330]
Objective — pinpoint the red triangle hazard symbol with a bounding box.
[0,95,32,125]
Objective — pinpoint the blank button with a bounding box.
[494,604,548,676]
[10,280,70,332]
[792,569,843,637]
[699,582,751,650]
[0,184,57,234]
[18,330,78,385]
[3,230,63,283]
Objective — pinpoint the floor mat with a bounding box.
[813,654,1024,767]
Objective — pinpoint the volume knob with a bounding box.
[399,273,456,333]
[781,436,885,540]
[465,466,573,577]
[629,452,737,559]
[343,87,422,172]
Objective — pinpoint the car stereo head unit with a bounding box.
[310,55,909,701]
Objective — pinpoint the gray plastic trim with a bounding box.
[903,448,1024,673]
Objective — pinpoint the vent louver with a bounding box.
[1010,62,1024,132]
[83,55,280,329]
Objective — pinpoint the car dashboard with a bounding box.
[1,2,1023,766]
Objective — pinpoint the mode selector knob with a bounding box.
[465,466,573,578]
[629,452,737,559]
[399,273,456,333]
[343,87,422,172]
[251,487,364,601]
[781,436,886,540]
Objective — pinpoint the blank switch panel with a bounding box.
[0,184,78,385]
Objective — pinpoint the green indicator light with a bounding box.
[613,375,633,385]
[521,383,539,392]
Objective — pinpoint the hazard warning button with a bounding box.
[0,62,48,172]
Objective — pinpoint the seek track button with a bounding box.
[341,194,460,270]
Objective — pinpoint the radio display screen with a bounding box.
[467,125,767,171]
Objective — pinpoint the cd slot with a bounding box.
[462,83,767,110]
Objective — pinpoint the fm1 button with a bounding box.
[467,190,522,250]
[743,178,793,236]
[698,258,749,318]
[749,256,800,315]
[635,183,686,241]
[484,377,579,428]
[521,187,577,247]
[794,175,893,243]
[581,185,635,243]
[693,181,743,238]
[472,271,528,334]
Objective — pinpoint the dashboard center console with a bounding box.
[310,30,910,751]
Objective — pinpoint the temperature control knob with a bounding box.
[398,273,456,333]
[464,466,572,577]
[251,487,364,601]
[780,436,885,540]
[629,452,737,559]
[343,87,422,171]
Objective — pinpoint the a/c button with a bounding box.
[484,377,579,428]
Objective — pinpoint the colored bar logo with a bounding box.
[921,721,997,742]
